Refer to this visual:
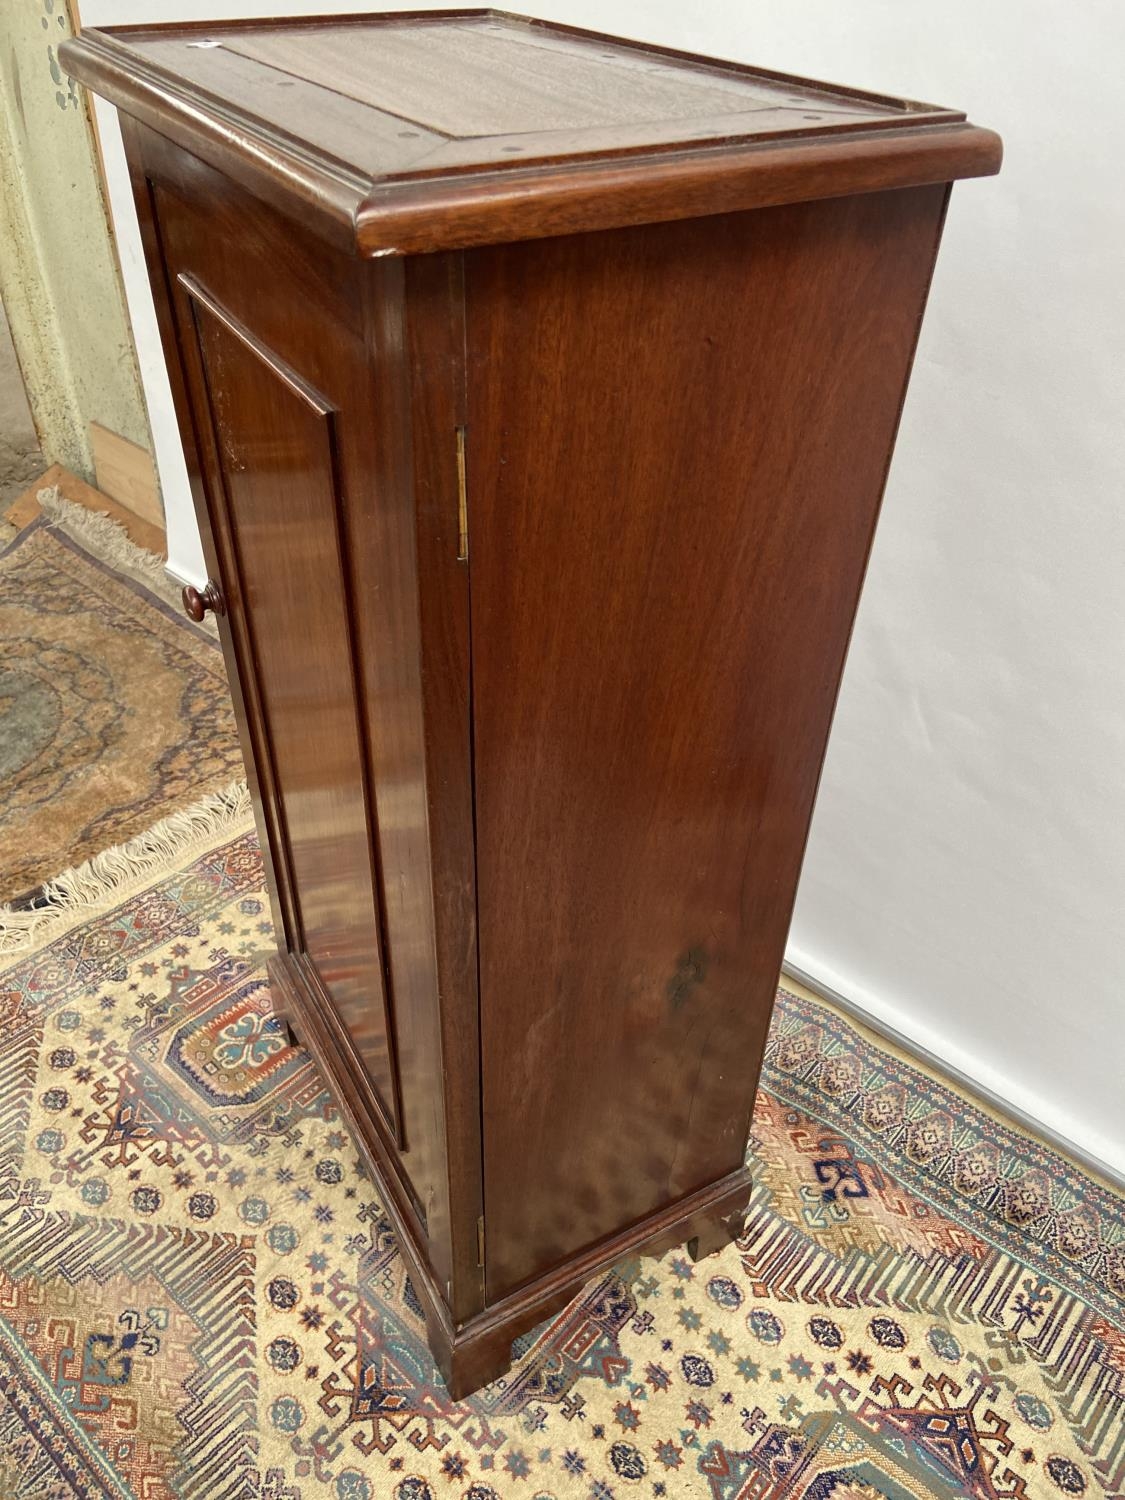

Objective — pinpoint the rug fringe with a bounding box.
[0,780,253,957]
[36,486,217,636]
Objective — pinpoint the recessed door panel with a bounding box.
[185,280,399,1133]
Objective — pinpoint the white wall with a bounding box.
[83,0,1125,1177]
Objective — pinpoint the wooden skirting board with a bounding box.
[5,463,167,559]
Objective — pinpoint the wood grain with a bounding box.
[221,17,898,138]
[88,422,162,529]
[355,121,996,254]
[60,12,999,256]
[466,187,950,1297]
[127,129,456,1274]
[131,35,447,171]
[184,280,402,1135]
[120,116,291,971]
[401,250,485,1324]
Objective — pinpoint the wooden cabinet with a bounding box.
[63,11,999,1398]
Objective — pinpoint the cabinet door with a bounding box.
[124,128,472,1272]
[128,142,403,1140]
[178,280,400,1135]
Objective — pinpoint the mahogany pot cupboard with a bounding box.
[62,12,1000,1398]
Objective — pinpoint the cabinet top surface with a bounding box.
[63,9,1001,255]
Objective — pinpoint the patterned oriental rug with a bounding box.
[0,802,1121,1500]
[0,489,243,914]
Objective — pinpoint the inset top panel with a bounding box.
[62,9,1001,255]
[195,14,929,141]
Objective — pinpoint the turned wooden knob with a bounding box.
[182,579,225,621]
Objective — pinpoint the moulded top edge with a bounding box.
[59,16,1001,258]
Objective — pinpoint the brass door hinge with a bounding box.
[476,1214,485,1267]
[456,426,468,563]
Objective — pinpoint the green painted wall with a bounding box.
[0,0,150,481]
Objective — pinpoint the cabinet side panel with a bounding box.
[467,187,948,1299]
